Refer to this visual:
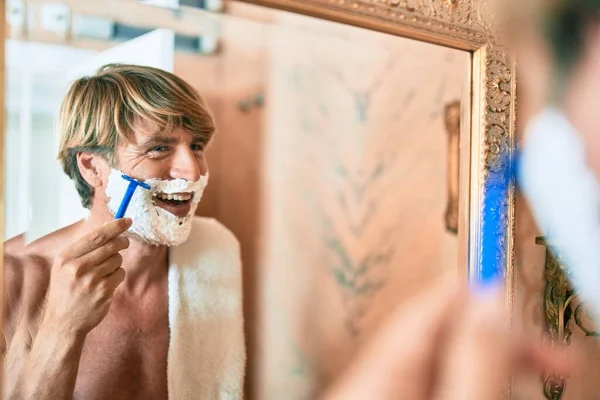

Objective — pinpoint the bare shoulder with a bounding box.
[4,235,51,337]
[3,224,80,341]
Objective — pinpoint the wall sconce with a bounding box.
[538,237,600,400]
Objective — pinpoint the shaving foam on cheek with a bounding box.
[105,168,208,246]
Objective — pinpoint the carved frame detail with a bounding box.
[538,236,600,399]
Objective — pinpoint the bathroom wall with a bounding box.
[186,3,470,398]
[258,17,467,400]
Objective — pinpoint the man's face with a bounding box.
[94,123,210,246]
[114,124,209,215]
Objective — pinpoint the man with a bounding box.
[3,64,245,399]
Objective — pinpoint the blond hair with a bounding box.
[57,63,215,208]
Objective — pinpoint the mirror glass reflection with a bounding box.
[4,1,470,398]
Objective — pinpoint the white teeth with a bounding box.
[154,192,192,202]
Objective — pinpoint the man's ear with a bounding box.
[76,152,106,188]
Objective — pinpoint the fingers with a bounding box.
[433,288,576,400]
[324,275,467,400]
[64,218,132,259]
[79,236,129,274]
[326,279,579,400]
[103,267,126,291]
[92,253,125,278]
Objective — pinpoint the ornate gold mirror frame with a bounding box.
[0,0,515,396]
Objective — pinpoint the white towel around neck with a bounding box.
[167,217,246,399]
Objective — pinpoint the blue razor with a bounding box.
[114,174,151,219]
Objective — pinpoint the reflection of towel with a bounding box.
[168,217,245,399]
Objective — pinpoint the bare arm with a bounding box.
[3,218,132,400]
[2,256,82,400]
[7,323,85,400]
[2,254,48,399]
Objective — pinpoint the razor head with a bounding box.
[121,174,151,190]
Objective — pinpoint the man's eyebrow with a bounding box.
[136,135,210,149]
[138,136,178,148]
[191,137,210,145]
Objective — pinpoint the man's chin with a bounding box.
[122,230,163,247]
[110,200,198,247]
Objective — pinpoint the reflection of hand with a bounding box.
[323,276,575,400]
[42,218,132,336]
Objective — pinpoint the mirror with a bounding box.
[1,0,513,399]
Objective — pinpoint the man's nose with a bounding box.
[170,147,203,182]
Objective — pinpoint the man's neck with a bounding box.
[121,238,169,295]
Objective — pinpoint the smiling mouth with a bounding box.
[152,192,194,217]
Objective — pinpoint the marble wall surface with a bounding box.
[187,3,470,398]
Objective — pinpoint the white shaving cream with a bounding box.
[105,168,208,246]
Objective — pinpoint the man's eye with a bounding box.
[191,144,204,151]
[151,145,167,152]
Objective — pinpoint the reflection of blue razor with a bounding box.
[114,174,151,219]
